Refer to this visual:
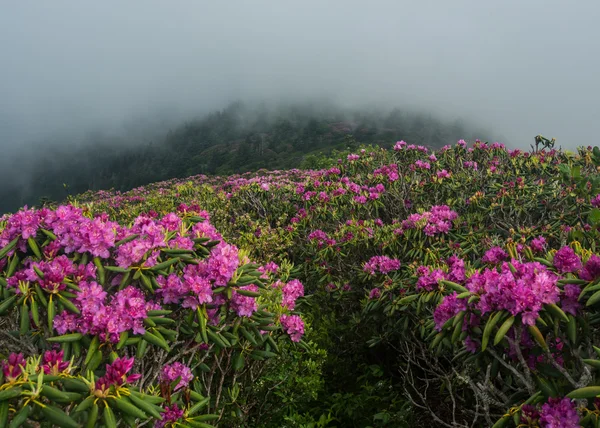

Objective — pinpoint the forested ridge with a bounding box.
[0,102,490,214]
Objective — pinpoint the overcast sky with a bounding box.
[1,1,599,152]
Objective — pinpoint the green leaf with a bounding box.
[567,386,600,398]
[0,402,9,428]
[41,404,79,428]
[0,295,18,316]
[482,311,503,351]
[20,302,30,336]
[187,397,210,416]
[397,294,419,305]
[527,325,548,350]
[58,294,81,314]
[86,349,103,372]
[9,404,30,428]
[235,288,261,298]
[491,415,510,428]
[27,237,42,259]
[47,333,83,343]
[103,404,117,428]
[40,385,71,401]
[494,315,515,346]
[150,258,180,272]
[0,237,19,260]
[129,391,165,405]
[233,352,245,371]
[583,359,600,369]
[545,303,569,323]
[0,387,23,401]
[567,315,577,343]
[85,403,99,428]
[589,208,600,226]
[63,378,90,393]
[48,297,56,331]
[74,395,95,413]
[126,392,163,419]
[440,280,468,293]
[85,336,100,365]
[117,331,129,350]
[192,414,220,421]
[110,396,148,420]
[587,289,600,306]
[142,331,170,351]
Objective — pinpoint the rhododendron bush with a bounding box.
[0,206,306,427]
[7,139,600,426]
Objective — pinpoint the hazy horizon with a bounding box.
[1,1,599,160]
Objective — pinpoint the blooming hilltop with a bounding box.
[3,138,600,426]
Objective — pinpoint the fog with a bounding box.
[1,0,599,162]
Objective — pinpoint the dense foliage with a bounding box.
[0,102,488,214]
[6,135,600,426]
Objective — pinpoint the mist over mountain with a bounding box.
[0,101,494,213]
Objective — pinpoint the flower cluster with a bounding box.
[280,314,305,342]
[401,205,458,236]
[2,353,26,383]
[373,164,399,182]
[481,246,508,264]
[363,256,401,275]
[157,404,185,428]
[467,261,560,325]
[54,284,149,342]
[161,362,194,391]
[520,397,580,428]
[279,279,304,310]
[553,246,582,274]
[41,350,70,375]
[95,357,141,395]
[433,292,467,330]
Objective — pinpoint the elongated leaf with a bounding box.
[440,280,468,293]
[0,237,19,260]
[0,387,23,401]
[110,396,147,420]
[58,294,81,314]
[567,315,577,343]
[527,325,548,350]
[494,315,515,346]
[235,288,260,298]
[583,359,600,369]
[0,402,9,428]
[0,295,18,316]
[103,404,117,428]
[47,333,83,343]
[142,331,170,351]
[187,397,210,416]
[587,289,600,306]
[85,403,99,428]
[41,404,79,428]
[397,294,419,305]
[150,258,180,272]
[27,237,42,259]
[567,386,600,399]
[127,392,163,419]
[545,303,569,323]
[9,404,30,428]
[40,385,71,401]
[482,311,503,351]
[85,336,100,365]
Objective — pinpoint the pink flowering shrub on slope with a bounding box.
[0,205,306,427]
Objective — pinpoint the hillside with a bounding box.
[3,137,599,427]
[0,103,490,214]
